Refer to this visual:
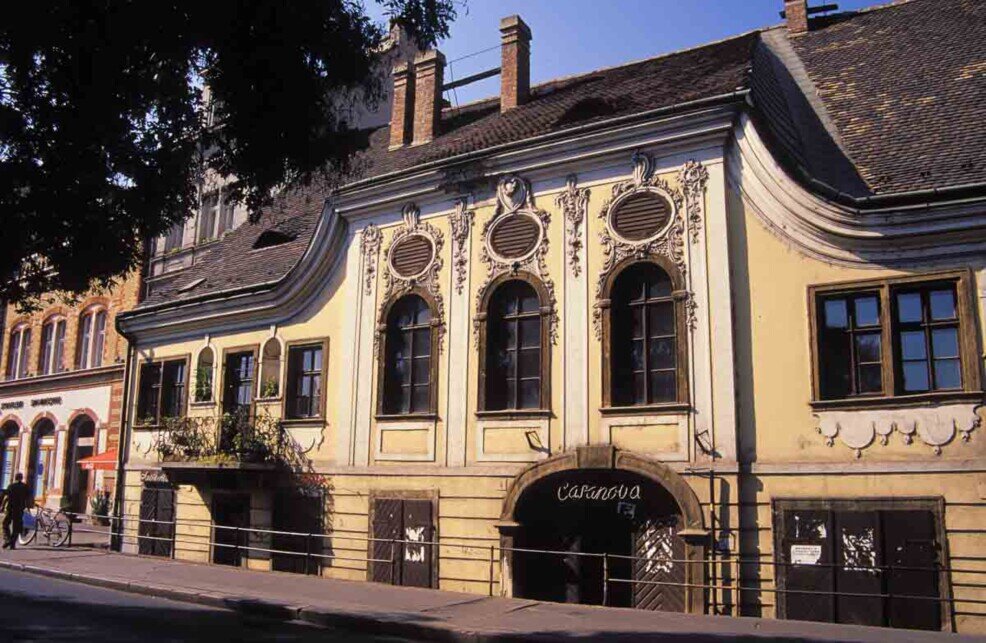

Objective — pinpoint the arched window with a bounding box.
[39,317,67,376]
[258,338,282,399]
[6,324,31,380]
[380,294,435,415]
[77,307,107,369]
[64,415,96,514]
[28,418,56,499]
[482,279,547,411]
[194,346,215,403]
[0,422,19,488]
[608,262,687,407]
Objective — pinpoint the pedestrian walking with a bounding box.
[2,473,32,549]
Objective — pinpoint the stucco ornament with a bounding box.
[284,423,325,454]
[556,174,590,278]
[449,198,474,294]
[815,403,981,457]
[593,152,692,338]
[376,203,446,355]
[359,224,383,296]
[679,160,709,245]
[475,174,558,345]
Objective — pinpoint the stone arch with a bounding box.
[497,445,707,613]
[67,408,101,429]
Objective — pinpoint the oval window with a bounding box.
[611,192,672,241]
[390,234,434,278]
[489,214,541,260]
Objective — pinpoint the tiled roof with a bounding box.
[136,0,986,309]
[789,0,986,194]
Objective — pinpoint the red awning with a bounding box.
[77,449,118,471]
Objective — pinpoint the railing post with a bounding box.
[602,553,609,607]
[489,546,495,597]
[234,526,240,566]
[390,539,397,585]
[305,533,313,575]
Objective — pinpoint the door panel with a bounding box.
[370,499,402,584]
[781,509,834,623]
[272,492,323,574]
[883,510,941,631]
[632,514,685,612]
[138,483,175,558]
[834,511,883,626]
[402,500,433,588]
[212,493,249,566]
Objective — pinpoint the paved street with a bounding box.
[0,568,406,642]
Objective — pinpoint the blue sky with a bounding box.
[371,0,877,105]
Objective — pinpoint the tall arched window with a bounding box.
[608,262,687,407]
[28,418,56,499]
[6,324,31,380]
[77,307,107,369]
[194,346,215,403]
[482,279,548,411]
[380,294,435,415]
[39,317,67,376]
[0,422,19,488]
[258,338,282,399]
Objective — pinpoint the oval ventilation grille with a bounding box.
[391,235,434,278]
[612,192,672,241]
[490,215,540,259]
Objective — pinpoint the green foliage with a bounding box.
[0,0,457,305]
[194,366,214,402]
[154,409,286,465]
[89,489,110,517]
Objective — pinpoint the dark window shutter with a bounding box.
[612,192,672,241]
[490,215,540,258]
[391,235,434,278]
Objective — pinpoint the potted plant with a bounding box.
[89,489,111,526]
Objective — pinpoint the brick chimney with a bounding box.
[412,49,444,145]
[389,61,414,149]
[784,0,809,34]
[500,15,531,112]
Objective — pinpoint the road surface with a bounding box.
[0,567,407,641]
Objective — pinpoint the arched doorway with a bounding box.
[0,421,20,488]
[63,415,96,514]
[499,446,706,613]
[27,418,57,500]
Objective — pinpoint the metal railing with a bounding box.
[152,411,286,464]
[47,509,986,628]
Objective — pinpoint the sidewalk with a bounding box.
[0,547,973,642]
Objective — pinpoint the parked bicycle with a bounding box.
[18,504,72,547]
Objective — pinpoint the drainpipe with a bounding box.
[110,338,136,552]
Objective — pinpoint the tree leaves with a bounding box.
[0,0,456,306]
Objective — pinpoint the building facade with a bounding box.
[117,0,986,633]
[0,275,141,513]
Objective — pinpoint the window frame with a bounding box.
[134,356,190,426]
[476,272,552,417]
[39,316,67,376]
[219,345,259,417]
[600,256,690,413]
[6,324,32,380]
[808,270,981,410]
[77,307,107,370]
[283,338,329,422]
[376,289,440,419]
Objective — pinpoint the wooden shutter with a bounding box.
[371,498,403,584]
[612,192,671,241]
[490,215,539,259]
[402,499,433,588]
[391,235,433,278]
[632,514,686,612]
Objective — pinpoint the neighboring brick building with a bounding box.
[0,273,142,513]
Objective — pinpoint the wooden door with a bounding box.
[212,493,249,566]
[370,498,402,584]
[138,482,175,557]
[401,499,433,588]
[272,491,323,574]
[883,510,941,631]
[370,498,434,588]
[632,514,686,612]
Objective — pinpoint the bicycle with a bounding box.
[18,504,72,548]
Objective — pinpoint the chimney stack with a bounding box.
[412,49,445,145]
[389,61,415,148]
[500,15,531,112]
[784,1,809,35]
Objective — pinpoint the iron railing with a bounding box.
[153,411,286,465]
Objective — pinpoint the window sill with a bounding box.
[375,413,438,423]
[476,409,552,420]
[189,400,215,408]
[810,390,983,412]
[281,417,325,427]
[599,403,691,416]
[255,396,282,403]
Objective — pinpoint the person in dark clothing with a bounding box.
[2,473,32,549]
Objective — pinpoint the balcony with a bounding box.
[155,411,287,475]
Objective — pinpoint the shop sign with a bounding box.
[31,396,62,407]
[790,544,822,565]
[0,401,24,411]
[556,482,642,503]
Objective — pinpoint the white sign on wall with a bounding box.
[790,544,822,565]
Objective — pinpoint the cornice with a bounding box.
[0,363,123,397]
[729,113,986,267]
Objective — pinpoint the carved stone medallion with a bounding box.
[593,152,692,338]
[377,204,446,354]
[475,174,558,345]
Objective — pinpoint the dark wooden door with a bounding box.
[883,510,941,631]
[272,491,323,574]
[370,498,434,588]
[834,511,883,626]
[781,509,834,623]
[212,493,250,566]
[138,482,175,557]
[632,514,686,612]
